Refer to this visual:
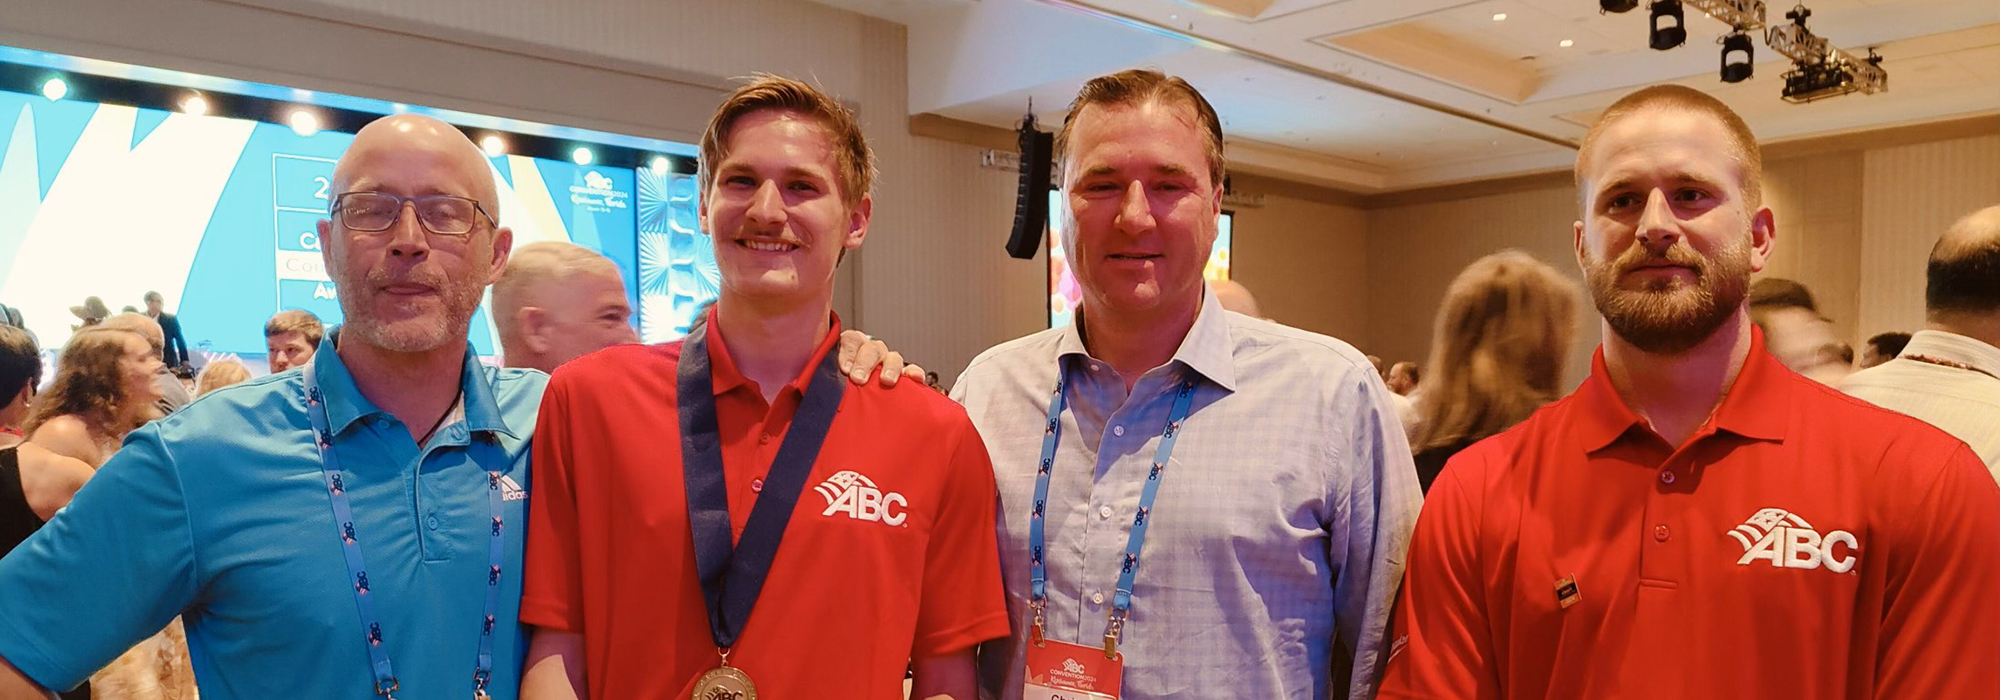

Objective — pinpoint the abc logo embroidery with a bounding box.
[1727,508,1859,573]
[816,470,908,526]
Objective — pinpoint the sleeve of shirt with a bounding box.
[1877,442,2000,699]
[0,425,200,693]
[912,417,1011,658]
[1376,446,1503,700]
[520,376,585,633]
[1327,372,1424,700]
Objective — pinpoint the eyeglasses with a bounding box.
[330,191,497,236]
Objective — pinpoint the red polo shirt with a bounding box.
[1381,328,2000,700]
[522,314,1009,700]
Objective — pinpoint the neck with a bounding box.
[336,334,467,446]
[714,294,833,403]
[110,402,151,434]
[1078,289,1202,391]
[1928,313,2000,349]
[1601,310,1754,448]
[499,338,552,375]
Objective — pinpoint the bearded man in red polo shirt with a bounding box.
[1380,85,2000,700]
[516,75,1008,700]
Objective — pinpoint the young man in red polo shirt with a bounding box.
[1380,85,2000,700]
[517,75,1007,700]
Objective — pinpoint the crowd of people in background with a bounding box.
[0,66,1992,700]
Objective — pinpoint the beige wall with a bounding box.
[1231,194,1372,345]
[1365,134,2000,388]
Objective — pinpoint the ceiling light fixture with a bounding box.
[1720,31,1755,82]
[481,135,507,157]
[181,94,209,116]
[1560,39,1576,47]
[41,77,67,101]
[288,110,320,137]
[1649,0,1688,50]
[1493,12,1508,20]
[572,147,593,166]
[1601,0,1640,13]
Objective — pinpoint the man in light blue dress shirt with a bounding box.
[953,70,1422,700]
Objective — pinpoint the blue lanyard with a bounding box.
[303,363,505,700]
[1027,365,1197,658]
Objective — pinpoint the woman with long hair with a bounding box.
[194,360,252,397]
[1411,250,1580,491]
[24,328,165,467]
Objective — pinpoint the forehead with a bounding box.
[336,135,489,197]
[1581,108,1744,190]
[1065,101,1209,172]
[716,110,839,171]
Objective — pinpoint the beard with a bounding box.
[1586,234,1752,355]
[332,260,485,354]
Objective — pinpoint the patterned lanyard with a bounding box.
[302,363,505,700]
[1027,364,1197,657]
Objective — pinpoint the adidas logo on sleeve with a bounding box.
[816,470,908,527]
[1727,508,1859,573]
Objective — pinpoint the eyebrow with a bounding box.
[1076,163,1198,179]
[1597,169,1726,199]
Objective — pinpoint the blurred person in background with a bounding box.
[1387,361,1421,396]
[1844,205,2000,475]
[23,328,164,468]
[1747,277,1850,384]
[261,309,323,374]
[0,327,37,449]
[1860,331,1911,369]
[67,297,110,331]
[143,292,190,371]
[1211,278,1264,318]
[1408,250,1580,492]
[492,241,638,373]
[193,360,252,397]
[101,313,193,414]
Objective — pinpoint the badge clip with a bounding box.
[1102,611,1125,659]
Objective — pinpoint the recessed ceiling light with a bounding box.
[181,94,208,116]
[480,135,507,157]
[572,147,594,166]
[41,77,67,101]
[1492,12,1508,21]
[1559,39,1575,48]
[650,156,671,174]
[288,110,320,137]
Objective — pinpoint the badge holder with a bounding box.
[1024,611,1125,700]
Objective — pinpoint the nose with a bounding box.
[1113,181,1154,236]
[1634,189,1680,254]
[745,180,787,231]
[385,201,431,259]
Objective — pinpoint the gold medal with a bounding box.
[691,665,756,700]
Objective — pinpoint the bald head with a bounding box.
[1211,279,1263,318]
[1928,205,2000,320]
[101,312,165,353]
[334,114,498,221]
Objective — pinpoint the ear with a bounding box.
[1572,219,1588,273]
[485,226,515,285]
[1747,207,1775,273]
[317,218,336,275]
[520,307,552,354]
[843,194,873,251]
[698,189,712,238]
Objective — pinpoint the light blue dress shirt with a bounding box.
[0,333,545,699]
[953,289,1422,700]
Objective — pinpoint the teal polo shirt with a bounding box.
[0,335,546,699]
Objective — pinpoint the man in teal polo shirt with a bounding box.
[0,114,532,699]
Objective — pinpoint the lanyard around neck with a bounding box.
[302,362,505,700]
[1027,362,1198,657]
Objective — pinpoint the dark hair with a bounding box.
[0,325,40,401]
[25,328,145,437]
[1928,239,2000,315]
[1865,332,1912,360]
[1057,69,1226,187]
[1748,277,1818,313]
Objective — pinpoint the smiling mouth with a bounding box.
[381,284,435,295]
[739,239,799,253]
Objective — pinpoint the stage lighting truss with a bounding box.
[1606,1,1886,101]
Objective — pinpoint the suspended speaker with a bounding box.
[1005,114,1055,260]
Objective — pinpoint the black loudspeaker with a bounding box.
[1005,115,1055,260]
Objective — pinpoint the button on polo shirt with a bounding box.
[1382,329,2000,700]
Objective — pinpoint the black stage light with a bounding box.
[1720,32,1755,83]
[1601,0,1640,12]
[1005,113,1054,260]
[1650,0,1687,50]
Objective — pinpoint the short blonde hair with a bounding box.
[1576,84,1763,209]
[1057,69,1226,187]
[699,74,874,207]
[195,360,252,396]
[492,241,622,338]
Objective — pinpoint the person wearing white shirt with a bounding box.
[1843,205,2000,476]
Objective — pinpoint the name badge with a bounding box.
[1025,638,1123,700]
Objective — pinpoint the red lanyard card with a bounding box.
[1025,638,1124,700]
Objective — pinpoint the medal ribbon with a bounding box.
[678,320,847,651]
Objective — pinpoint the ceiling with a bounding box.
[812,0,2000,193]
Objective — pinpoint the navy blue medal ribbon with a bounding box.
[678,320,847,651]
